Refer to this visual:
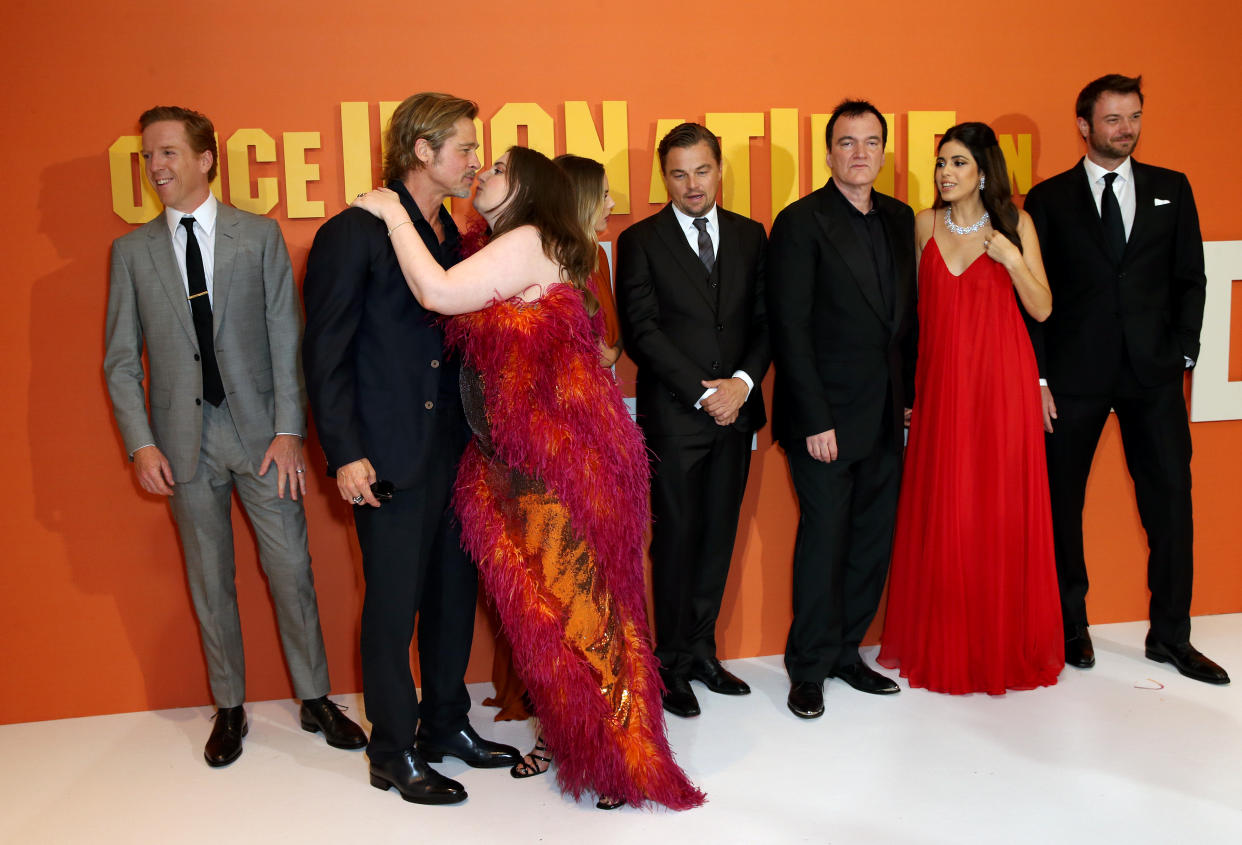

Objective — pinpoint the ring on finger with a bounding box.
[351,494,365,504]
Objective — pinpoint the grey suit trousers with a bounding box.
[168,399,329,708]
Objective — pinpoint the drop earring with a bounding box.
[979,174,986,191]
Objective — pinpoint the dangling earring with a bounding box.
[979,174,986,191]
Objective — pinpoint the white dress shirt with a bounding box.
[667,202,753,406]
[1083,155,1136,239]
[164,193,219,306]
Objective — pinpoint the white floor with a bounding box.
[3,616,1241,845]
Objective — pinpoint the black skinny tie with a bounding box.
[693,218,715,273]
[181,216,225,406]
[1100,171,1127,263]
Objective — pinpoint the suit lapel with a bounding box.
[715,210,744,314]
[813,185,888,323]
[653,205,716,310]
[1126,159,1153,260]
[211,204,240,339]
[145,218,198,348]
[880,200,912,329]
[1073,157,1121,266]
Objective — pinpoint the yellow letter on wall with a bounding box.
[109,135,159,224]
[706,113,764,216]
[226,129,279,215]
[341,102,373,202]
[284,132,324,219]
[998,133,1033,196]
[907,111,956,212]
[490,103,555,159]
[770,108,799,218]
[565,101,630,214]
[649,118,685,205]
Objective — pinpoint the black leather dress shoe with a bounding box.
[416,725,520,768]
[1065,626,1096,669]
[660,672,701,718]
[370,749,466,805]
[689,656,751,695]
[300,696,368,749]
[831,662,900,695]
[787,681,824,719]
[1145,639,1231,685]
[204,705,247,767]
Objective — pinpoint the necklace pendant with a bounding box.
[945,207,989,235]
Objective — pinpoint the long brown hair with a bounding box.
[933,122,1022,252]
[382,92,478,183]
[491,146,598,312]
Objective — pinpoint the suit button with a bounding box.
[424,400,434,410]
[430,359,440,368]
[196,398,202,406]
[711,281,718,289]
[711,360,720,371]
[716,324,724,332]
[193,354,200,361]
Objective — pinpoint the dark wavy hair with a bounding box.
[934,122,1022,253]
[491,146,598,312]
[1076,74,1143,125]
[657,122,721,170]
[140,106,218,181]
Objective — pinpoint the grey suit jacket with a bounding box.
[104,203,306,482]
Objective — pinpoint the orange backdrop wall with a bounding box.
[2,0,1240,725]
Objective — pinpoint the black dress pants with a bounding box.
[783,439,902,683]
[353,409,477,762]
[1046,369,1194,644]
[648,425,753,676]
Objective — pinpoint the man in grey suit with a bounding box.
[104,106,365,767]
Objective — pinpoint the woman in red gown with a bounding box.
[878,122,1064,694]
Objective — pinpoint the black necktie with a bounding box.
[1100,171,1127,262]
[181,216,225,406]
[693,218,715,274]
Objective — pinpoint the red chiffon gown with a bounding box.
[877,234,1063,694]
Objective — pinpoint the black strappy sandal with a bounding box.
[596,796,626,810]
[509,735,551,779]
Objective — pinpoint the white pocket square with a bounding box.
[1154,198,1171,206]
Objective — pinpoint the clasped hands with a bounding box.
[700,377,748,426]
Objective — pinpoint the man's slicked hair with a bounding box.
[383,92,479,183]
[657,122,721,171]
[825,99,888,149]
[139,106,218,182]
[1075,74,1144,125]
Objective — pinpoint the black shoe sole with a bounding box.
[301,718,368,750]
[1145,649,1231,685]
[369,772,468,805]
[415,744,519,769]
[787,701,824,719]
[689,677,751,696]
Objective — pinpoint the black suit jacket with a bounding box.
[302,181,468,488]
[616,204,770,437]
[1024,158,1205,394]
[766,180,917,460]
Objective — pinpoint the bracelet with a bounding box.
[388,220,412,237]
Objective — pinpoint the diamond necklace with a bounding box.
[944,207,989,235]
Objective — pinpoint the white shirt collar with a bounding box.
[1083,155,1133,185]
[670,201,719,234]
[163,192,218,238]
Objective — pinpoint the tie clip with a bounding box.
[188,291,208,300]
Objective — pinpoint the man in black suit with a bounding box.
[303,92,519,805]
[767,100,917,719]
[616,122,770,718]
[1025,74,1228,685]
